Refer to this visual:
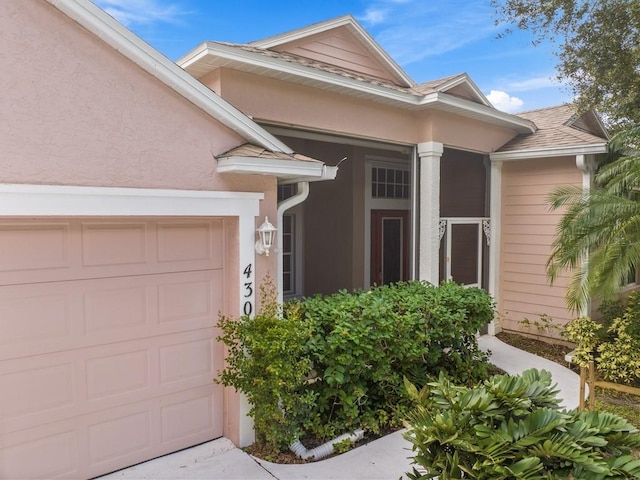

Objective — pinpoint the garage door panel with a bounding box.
[81,222,148,267]
[0,270,223,361]
[0,361,76,426]
[1,428,80,480]
[1,328,222,434]
[0,222,71,274]
[158,386,224,452]
[0,219,224,285]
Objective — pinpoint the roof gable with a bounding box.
[251,15,414,88]
[413,73,491,107]
[493,105,609,158]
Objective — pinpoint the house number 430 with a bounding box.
[243,263,253,316]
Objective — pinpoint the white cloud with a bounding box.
[486,90,524,113]
[359,7,390,26]
[94,0,187,26]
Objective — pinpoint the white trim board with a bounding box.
[0,184,263,217]
[490,143,608,161]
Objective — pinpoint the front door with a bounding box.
[371,210,409,286]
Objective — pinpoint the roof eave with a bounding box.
[422,94,537,134]
[490,143,608,161]
[217,157,338,182]
[49,0,293,154]
[181,44,537,134]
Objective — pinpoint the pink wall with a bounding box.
[1,0,267,196]
[214,70,520,154]
[499,157,581,338]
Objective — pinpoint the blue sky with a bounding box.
[93,0,572,113]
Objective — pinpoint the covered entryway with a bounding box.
[0,185,262,480]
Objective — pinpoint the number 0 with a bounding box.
[243,301,252,316]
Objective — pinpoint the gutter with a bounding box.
[277,182,309,305]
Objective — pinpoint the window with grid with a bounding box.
[371,167,409,199]
[281,214,295,294]
[277,184,297,295]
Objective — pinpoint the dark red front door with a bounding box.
[371,210,409,286]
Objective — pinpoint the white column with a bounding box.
[417,141,444,284]
[237,214,257,447]
[488,160,502,335]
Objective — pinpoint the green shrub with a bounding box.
[215,277,315,451]
[565,292,640,384]
[404,369,640,480]
[217,279,495,452]
[300,281,493,439]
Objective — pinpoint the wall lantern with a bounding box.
[255,216,277,256]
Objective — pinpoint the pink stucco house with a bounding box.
[0,0,335,478]
[1,1,610,478]
[178,16,609,331]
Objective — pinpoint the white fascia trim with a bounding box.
[249,15,414,87]
[250,15,355,48]
[420,93,537,134]
[218,156,334,179]
[490,143,608,161]
[0,184,263,217]
[47,0,292,154]
[187,43,415,104]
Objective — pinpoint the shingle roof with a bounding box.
[218,143,323,163]
[498,104,608,152]
[213,42,466,97]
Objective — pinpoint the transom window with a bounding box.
[371,167,409,199]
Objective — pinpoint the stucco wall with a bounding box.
[1,0,267,195]
[213,69,520,154]
[498,157,581,338]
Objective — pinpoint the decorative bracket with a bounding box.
[439,219,447,241]
[482,219,491,246]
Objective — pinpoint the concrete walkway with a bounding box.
[98,335,582,480]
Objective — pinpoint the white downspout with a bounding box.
[277,182,309,305]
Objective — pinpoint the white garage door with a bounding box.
[0,218,227,479]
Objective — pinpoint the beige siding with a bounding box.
[273,26,398,83]
[499,157,580,338]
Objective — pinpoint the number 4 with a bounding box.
[243,264,252,278]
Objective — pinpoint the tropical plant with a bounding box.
[546,126,640,311]
[564,292,640,384]
[404,369,640,479]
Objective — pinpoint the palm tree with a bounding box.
[547,125,640,312]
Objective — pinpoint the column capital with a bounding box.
[417,141,444,157]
